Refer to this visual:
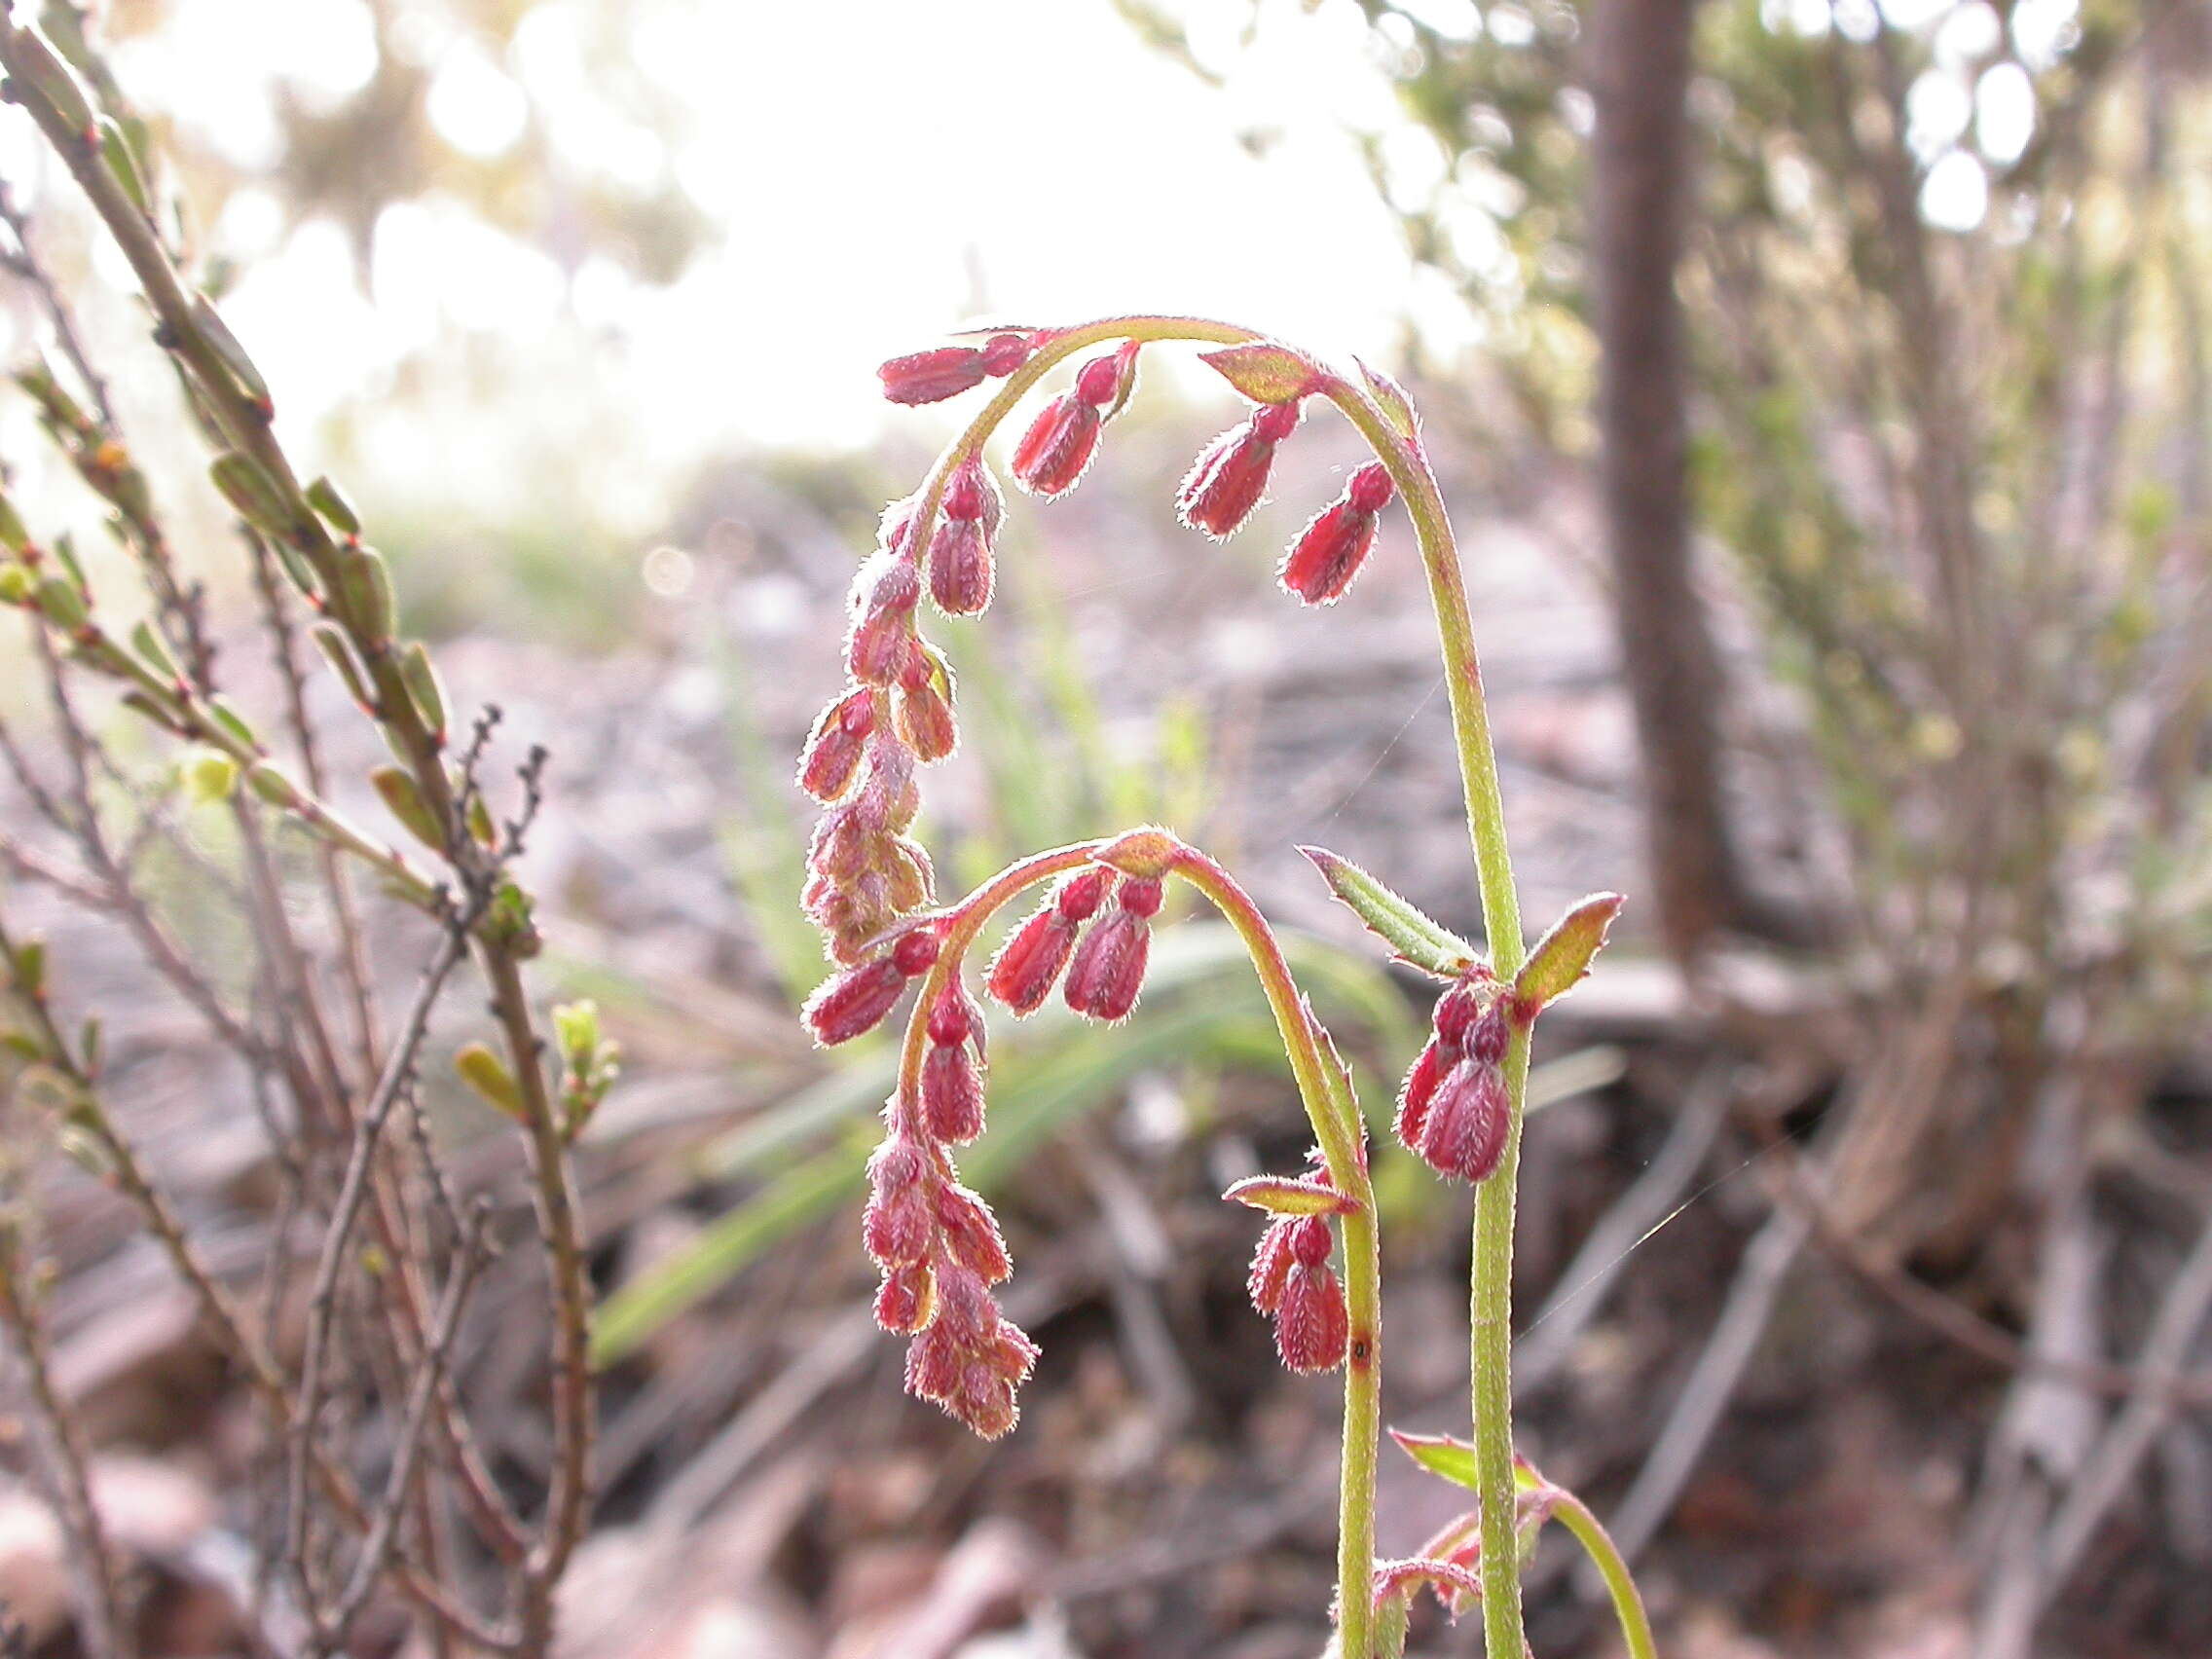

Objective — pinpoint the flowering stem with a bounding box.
[1317,382,1531,1659]
[1166,844,1380,1659]
[898,317,1543,1657]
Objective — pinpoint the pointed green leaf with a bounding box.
[1355,356,1420,444]
[1513,892,1626,1016]
[1221,1174,1357,1216]
[1389,1427,1479,1489]
[1198,342,1320,406]
[1299,845,1477,977]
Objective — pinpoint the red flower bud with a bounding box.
[925,984,974,1047]
[904,1323,961,1403]
[1432,980,1485,1051]
[978,332,1033,378]
[803,954,907,1045]
[797,688,876,800]
[895,661,958,761]
[985,904,1078,1014]
[1466,1006,1508,1065]
[921,1040,985,1144]
[1176,400,1303,539]
[1419,1057,1509,1184]
[1063,905,1151,1022]
[1116,874,1164,918]
[1011,393,1103,498]
[1281,461,1395,607]
[1055,866,1114,921]
[1274,1261,1348,1373]
[1394,1038,1444,1151]
[1249,1218,1297,1314]
[890,926,942,977]
[874,1262,935,1333]
[935,1183,1011,1281]
[1074,341,1140,412]
[929,460,1002,616]
[1287,1213,1332,1269]
[879,346,988,406]
[862,1170,933,1268]
[846,554,921,685]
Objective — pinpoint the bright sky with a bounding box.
[72,0,1442,500]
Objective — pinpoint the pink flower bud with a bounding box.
[936,1183,1011,1281]
[895,662,958,762]
[1177,400,1303,539]
[879,346,987,406]
[925,984,974,1047]
[1394,1038,1444,1151]
[1056,866,1114,921]
[1116,874,1165,918]
[803,954,907,1045]
[1419,1058,1509,1183]
[1466,1006,1508,1065]
[1280,461,1395,607]
[1011,393,1103,498]
[985,904,1078,1014]
[978,332,1033,378]
[1063,903,1151,1022]
[797,688,876,800]
[890,926,942,977]
[933,1263,997,1342]
[928,460,1002,616]
[878,496,921,557]
[1074,341,1140,412]
[921,1040,985,1144]
[1432,980,1485,1051]
[1274,1261,1348,1374]
[1287,1214,1332,1269]
[904,1324,960,1403]
[862,1170,933,1268]
[1248,1219,1296,1314]
[874,1262,935,1333]
[846,555,920,684]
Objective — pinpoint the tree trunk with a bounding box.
[1588,0,1748,961]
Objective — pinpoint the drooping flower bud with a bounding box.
[797,687,876,800]
[802,954,907,1046]
[1011,394,1102,498]
[895,646,959,761]
[846,553,920,685]
[1063,876,1160,1021]
[1394,1038,1444,1151]
[1418,1056,1509,1184]
[935,1183,1011,1281]
[1273,1216,1348,1374]
[978,332,1033,378]
[879,346,989,406]
[927,459,1003,615]
[890,925,942,977]
[1075,340,1141,416]
[862,1138,935,1266]
[1248,1218,1298,1314]
[874,1261,935,1334]
[921,1037,985,1144]
[1176,399,1303,539]
[985,904,1076,1014]
[1279,461,1395,607]
[1053,866,1115,922]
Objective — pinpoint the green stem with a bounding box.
[1317,384,1531,1659]
[1167,844,1380,1659]
[1549,1490,1658,1659]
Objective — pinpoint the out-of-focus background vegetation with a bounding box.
[8,1,2212,1655]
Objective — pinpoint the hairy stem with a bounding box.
[1167,845,1380,1659]
[1550,1489,1658,1659]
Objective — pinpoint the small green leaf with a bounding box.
[33,576,87,631]
[245,761,301,810]
[1221,1174,1358,1216]
[1198,342,1320,406]
[371,765,444,851]
[312,623,373,709]
[207,698,257,750]
[191,294,273,411]
[332,545,396,644]
[1513,892,1625,1016]
[305,475,361,535]
[1298,845,1477,977]
[1355,356,1420,444]
[0,494,30,554]
[1389,1427,1479,1489]
[455,1042,524,1119]
[208,453,291,535]
[97,117,148,212]
[398,642,447,739]
[129,620,177,680]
